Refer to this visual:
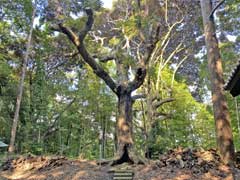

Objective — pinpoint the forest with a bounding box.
[0,0,240,179]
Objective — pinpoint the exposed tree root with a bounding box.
[110,145,147,166]
[97,145,148,166]
[111,149,134,166]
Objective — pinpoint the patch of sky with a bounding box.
[65,70,79,91]
[102,0,113,9]
[202,86,212,104]
[226,34,237,42]
[196,35,203,42]
[170,63,177,70]
[194,47,206,61]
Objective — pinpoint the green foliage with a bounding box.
[226,94,240,150]
[32,58,48,122]
[121,16,139,40]
[134,67,215,155]
[109,37,121,46]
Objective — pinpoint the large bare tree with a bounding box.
[200,0,235,164]
[48,0,162,163]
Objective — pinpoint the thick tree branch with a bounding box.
[58,23,80,46]
[57,9,118,94]
[77,45,117,94]
[154,112,172,119]
[128,67,147,91]
[153,98,175,109]
[79,8,94,41]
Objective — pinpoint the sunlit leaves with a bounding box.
[121,16,139,40]
[109,36,120,46]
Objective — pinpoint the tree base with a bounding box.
[111,146,147,166]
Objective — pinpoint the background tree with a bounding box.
[200,0,235,164]
[8,2,36,153]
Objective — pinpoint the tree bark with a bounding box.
[8,7,36,153]
[200,0,234,164]
[114,92,134,164]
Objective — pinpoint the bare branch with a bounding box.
[89,32,106,46]
[165,0,170,28]
[171,55,188,88]
[159,115,172,120]
[161,43,183,69]
[64,51,79,58]
[92,55,116,62]
[154,112,172,119]
[150,18,183,65]
[153,98,175,109]
[128,24,161,92]
[131,94,146,101]
[46,51,79,73]
[151,94,161,102]
[155,41,183,90]
[143,24,161,65]
[209,0,225,19]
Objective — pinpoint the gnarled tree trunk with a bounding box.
[52,1,159,164]
[114,92,134,164]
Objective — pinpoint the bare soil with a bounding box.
[1,147,240,180]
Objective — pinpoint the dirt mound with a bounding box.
[1,148,240,180]
[156,147,220,172]
[1,155,68,172]
[0,155,111,180]
[135,147,240,180]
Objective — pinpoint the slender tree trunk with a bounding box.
[29,71,33,122]
[200,0,234,164]
[65,123,72,148]
[140,100,150,158]
[102,119,106,159]
[8,7,36,153]
[77,128,83,156]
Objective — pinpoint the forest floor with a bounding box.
[1,147,240,180]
